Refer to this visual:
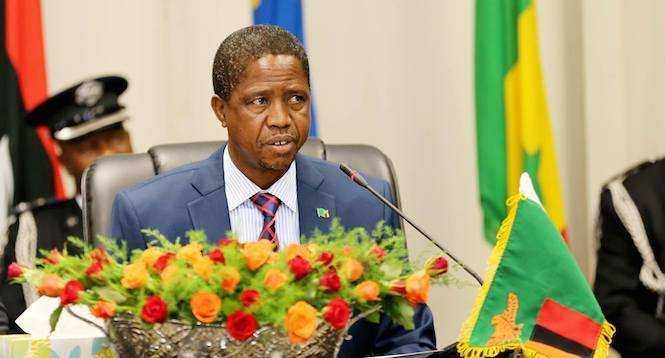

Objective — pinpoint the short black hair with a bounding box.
[212,25,309,100]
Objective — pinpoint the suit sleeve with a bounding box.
[110,190,146,251]
[593,188,665,355]
[372,180,437,354]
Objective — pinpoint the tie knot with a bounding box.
[251,192,281,218]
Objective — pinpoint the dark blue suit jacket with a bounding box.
[110,146,436,356]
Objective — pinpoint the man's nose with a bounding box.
[266,100,291,128]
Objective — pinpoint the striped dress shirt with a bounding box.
[223,146,300,248]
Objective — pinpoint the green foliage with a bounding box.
[50,305,63,332]
[19,219,458,335]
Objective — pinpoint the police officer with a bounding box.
[594,159,665,356]
[0,76,133,333]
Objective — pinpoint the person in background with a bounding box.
[594,159,665,356]
[0,76,133,333]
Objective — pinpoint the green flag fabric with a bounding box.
[458,192,614,357]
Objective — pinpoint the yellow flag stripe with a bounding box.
[504,2,566,232]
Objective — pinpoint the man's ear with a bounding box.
[211,95,227,128]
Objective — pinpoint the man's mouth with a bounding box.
[271,140,290,146]
[265,136,297,153]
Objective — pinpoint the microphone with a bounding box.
[340,163,484,286]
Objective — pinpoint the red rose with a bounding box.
[371,245,386,260]
[318,251,334,266]
[7,263,23,280]
[239,289,260,307]
[288,255,311,280]
[45,248,63,265]
[208,249,225,264]
[141,295,168,323]
[85,261,103,278]
[153,253,175,273]
[426,256,449,276]
[226,311,258,341]
[218,237,236,246]
[323,298,350,329]
[319,270,341,293]
[60,280,84,305]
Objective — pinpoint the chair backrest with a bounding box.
[82,153,155,243]
[83,139,400,242]
[325,144,401,208]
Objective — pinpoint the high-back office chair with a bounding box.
[82,138,401,243]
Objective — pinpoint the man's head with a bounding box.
[26,76,134,193]
[56,124,132,190]
[211,25,311,188]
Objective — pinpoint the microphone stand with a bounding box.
[339,164,484,286]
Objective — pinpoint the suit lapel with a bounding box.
[187,146,232,242]
[296,155,336,242]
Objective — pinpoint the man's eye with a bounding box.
[288,95,305,104]
[250,97,268,106]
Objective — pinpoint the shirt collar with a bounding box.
[223,145,297,212]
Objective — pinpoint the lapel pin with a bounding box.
[316,207,330,219]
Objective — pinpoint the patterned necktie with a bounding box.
[250,192,282,249]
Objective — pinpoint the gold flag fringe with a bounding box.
[456,194,525,357]
[592,321,616,358]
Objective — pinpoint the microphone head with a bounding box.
[339,163,369,187]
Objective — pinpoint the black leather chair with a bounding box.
[82,138,401,243]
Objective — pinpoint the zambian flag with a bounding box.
[457,175,614,357]
[475,0,566,244]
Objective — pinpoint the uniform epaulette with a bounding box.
[11,197,65,216]
[602,158,665,188]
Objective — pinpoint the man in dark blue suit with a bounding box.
[110,25,435,357]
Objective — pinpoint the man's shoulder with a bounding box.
[600,158,665,213]
[118,157,215,203]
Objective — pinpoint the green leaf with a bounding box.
[385,297,415,330]
[379,261,403,280]
[95,287,127,304]
[366,311,381,324]
[50,305,64,332]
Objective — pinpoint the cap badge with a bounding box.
[75,80,104,107]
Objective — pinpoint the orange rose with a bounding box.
[285,244,312,261]
[190,291,222,323]
[221,267,241,293]
[90,300,116,319]
[160,264,179,283]
[177,242,204,263]
[242,240,274,271]
[266,252,280,264]
[405,270,430,304]
[37,274,64,297]
[141,247,163,268]
[263,268,288,291]
[121,262,149,289]
[355,280,381,302]
[284,301,318,344]
[193,256,213,280]
[341,259,364,282]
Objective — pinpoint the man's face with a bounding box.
[57,126,133,190]
[213,54,310,175]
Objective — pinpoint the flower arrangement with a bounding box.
[9,221,450,347]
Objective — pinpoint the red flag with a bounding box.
[4,0,64,199]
